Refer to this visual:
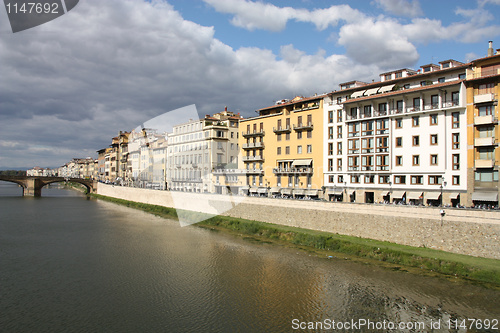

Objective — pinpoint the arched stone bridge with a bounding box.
[0,176,97,197]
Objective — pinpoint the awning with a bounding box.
[270,187,281,193]
[347,189,355,195]
[293,189,306,195]
[378,84,395,93]
[306,189,319,196]
[240,186,250,192]
[249,188,258,193]
[472,191,498,202]
[257,187,268,194]
[449,192,460,199]
[425,192,441,200]
[281,188,292,195]
[292,159,313,167]
[391,190,405,199]
[364,87,380,96]
[381,191,390,196]
[407,192,423,200]
[350,90,366,98]
[327,189,343,195]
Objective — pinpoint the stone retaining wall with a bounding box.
[97,183,500,259]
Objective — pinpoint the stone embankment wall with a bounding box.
[97,184,500,259]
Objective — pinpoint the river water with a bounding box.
[0,183,499,332]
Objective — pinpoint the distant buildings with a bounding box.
[28,42,500,208]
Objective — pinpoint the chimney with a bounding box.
[488,41,494,57]
[225,106,227,112]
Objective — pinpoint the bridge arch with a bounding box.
[0,176,95,196]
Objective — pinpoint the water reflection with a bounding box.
[0,186,498,332]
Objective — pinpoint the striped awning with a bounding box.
[257,187,268,194]
[350,90,366,98]
[327,189,343,195]
[472,192,498,202]
[449,192,460,199]
[364,87,380,96]
[378,84,395,93]
[292,159,313,167]
[407,192,423,200]
[425,192,441,200]
[347,189,356,195]
[391,190,405,199]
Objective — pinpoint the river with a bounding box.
[0,183,499,332]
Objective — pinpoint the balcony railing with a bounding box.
[242,155,264,162]
[423,103,439,110]
[272,167,313,175]
[442,100,460,108]
[242,142,265,149]
[474,137,496,146]
[273,126,291,134]
[474,115,497,125]
[475,159,495,168]
[474,93,496,104]
[293,122,314,131]
[242,130,265,137]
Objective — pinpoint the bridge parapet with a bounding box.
[0,176,95,196]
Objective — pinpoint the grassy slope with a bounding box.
[90,194,500,289]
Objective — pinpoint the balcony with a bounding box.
[242,142,265,149]
[474,115,497,125]
[272,167,313,175]
[423,103,439,110]
[242,130,265,138]
[293,122,314,131]
[242,155,264,162]
[213,168,262,175]
[442,100,460,108]
[474,137,496,146]
[474,93,496,104]
[406,106,421,113]
[245,168,264,175]
[475,159,495,168]
[273,126,291,134]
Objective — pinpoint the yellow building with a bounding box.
[239,95,324,198]
[466,41,500,207]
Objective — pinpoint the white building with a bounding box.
[323,60,468,206]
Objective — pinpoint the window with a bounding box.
[395,118,403,128]
[459,74,466,80]
[412,135,420,146]
[412,116,419,127]
[394,175,406,184]
[328,159,334,171]
[361,138,374,153]
[376,136,388,152]
[396,100,403,112]
[337,110,343,122]
[348,139,360,154]
[396,156,403,166]
[452,133,460,149]
[337,126,342,139]
[277,133,282,141]
[348,156,359,171]
[478,82,495,94]
[297,145,302,154]
[452,91,460,104]
[430,134,438,145]
[307,145,312,153]
[351,175,360,183]
[337,142,342,155]
[328,127,334,139]
[286,133,290,140]
[337,158,342,171]
[376,155,389,171]
[478,105,493,116]
[475,170,499,182]
[364,175,374,184]
[438,77,445,83]
[452,154,460,170]
[277,147,281,155]
[363,105,372,118]
[297,116,302,127]
[328,143,333,156]
[395,137,403,147]
[349,107,357,120]
[376,119,388,134]
[361,155,374,171]
[411,175,423,185]
[431,95,439,107]
[452,112,460,128]
[338,175,344,183]
[412,155,420,166]
[477,126,494,138]
[413,97,420,110]
[477,147,495,160]
[385,74,392,80]
[378,103,387,115]
[430,114,438,125]
[361,121,374,136]
[285,146,290,154]
[297,131,302,139]
[379,175,390,184]
[430,154,438,165]
[307,130,312,139]
[348,123,359,137]
[453,175,460,185]
[428,175,442,185]
[328,175,334,183]
[328,111,334,123]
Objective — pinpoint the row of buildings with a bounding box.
[31,42,500,207]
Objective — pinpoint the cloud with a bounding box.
[0,0,379,168]
[202,0,365,31]
[373,0,423,17]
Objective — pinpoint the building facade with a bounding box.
[466,41,500,207]
[324,60,468,206]
[238,95,324,198]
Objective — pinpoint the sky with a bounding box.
[1,0,499,169]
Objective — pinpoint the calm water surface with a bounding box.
[0,183,499,332]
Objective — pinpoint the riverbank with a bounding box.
[90,193,500,289]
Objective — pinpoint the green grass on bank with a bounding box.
[90,193,500,288]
